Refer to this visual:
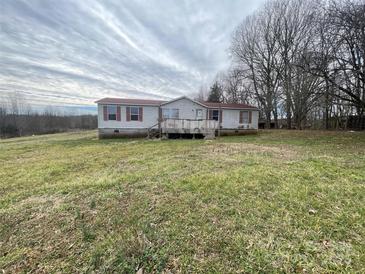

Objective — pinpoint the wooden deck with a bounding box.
[160,118,219,138]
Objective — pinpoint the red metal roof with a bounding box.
[95,97,167,105]
[201,101,258,110]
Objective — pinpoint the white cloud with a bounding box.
[0,0,264,109]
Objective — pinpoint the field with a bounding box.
[0,130,364,273]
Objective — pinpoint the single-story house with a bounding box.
[96,96,259,138]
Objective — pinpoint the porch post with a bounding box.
[158,106,162,137]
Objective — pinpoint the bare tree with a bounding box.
[227,0,364,130]
[6,92,29,136]
[221,69,247,104]
[273,0,321,128]
[305,0,365,128]
[231,1,283,128]
[291,54,324,129]
[196,84,208,101]
[0,102,7,135]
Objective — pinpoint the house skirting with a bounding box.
[218,129,258,136]
[98,128,149,138]
[98,127,258,138]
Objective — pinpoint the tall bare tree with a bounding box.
[273,0,321,128]
[221,69,251,104]
[231,1,282,128]
[305,0,365,128]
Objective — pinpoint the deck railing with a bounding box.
[160,118,219,135]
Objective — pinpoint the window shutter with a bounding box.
[219,109,222,123]
[116,106,121,121]
[249,111,252,123]
[239,111,243,123]
[159,107,162,121]
[208,109,213,120]
[139,107,143,122]
[126,107,131,121]
[103,105,108,121]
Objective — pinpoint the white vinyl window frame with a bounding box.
[107,105,117,121]
[212,109,219,121]
[240,111,249,124]
[130,106,140,121]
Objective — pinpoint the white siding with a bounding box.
[161,98,207,120]
[97,104,159,129]
[251,111,259,129]
[221,109,239,129]
[221,109,259,129]
[97,98,259,130]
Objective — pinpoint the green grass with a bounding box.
[0,130,364,273]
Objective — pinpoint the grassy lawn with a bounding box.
[0,130,364,273]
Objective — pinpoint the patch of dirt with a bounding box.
[17,195,65,210]
[201,143,299,161]
[115,158,150,173]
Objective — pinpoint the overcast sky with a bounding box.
[0,0,264,110]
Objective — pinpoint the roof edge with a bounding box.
[160,96,208,108]
[205,105,259,110]
[95,97,258,110]
[95,97,166,106]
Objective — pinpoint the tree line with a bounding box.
[203,0,364,130]
[0,95,96,138]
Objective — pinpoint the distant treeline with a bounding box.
[0,108,97,138]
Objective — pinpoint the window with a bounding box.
[162,109,169,119]
[107,105,117,120]
[196,109,203,119]
[162,108,179,119]
[240,111,249,123]
[212,110,219,121]
[171,109,179,119]
[130,107,140,121]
